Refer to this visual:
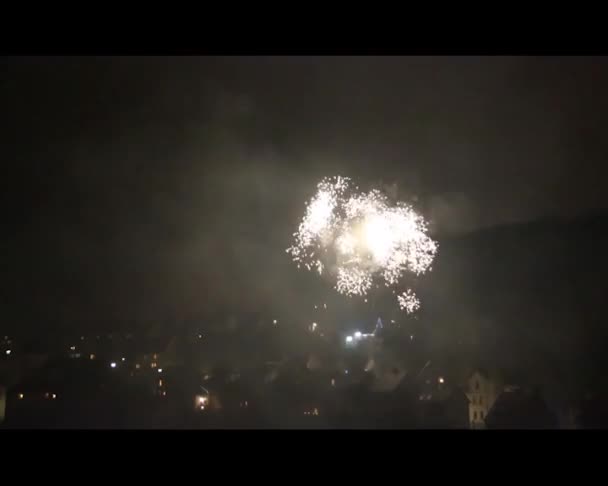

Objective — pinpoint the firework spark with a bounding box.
[397,290,421,314]
[287,176,437,313]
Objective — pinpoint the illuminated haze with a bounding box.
[3,56,608,332]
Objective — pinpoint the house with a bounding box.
[464,370,500,428]
[133,336,182,372]
[0,386,5,424]
[485,387,558,429]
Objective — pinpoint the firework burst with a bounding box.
[287,176,437,313]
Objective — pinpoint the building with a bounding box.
[485,387,558,429]
[465,370,500,428]
[0,386,5,424]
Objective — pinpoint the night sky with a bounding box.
[3,56,608,331]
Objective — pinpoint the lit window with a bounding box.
[331,378,335,387]
[135,363,141,369]
[313,408,319,416]
[90,354,95,360]
[196,395,208,410]
[151,362,157,368]
[153,354,158,360]
[70,346,75,351]
[159,379,163,387]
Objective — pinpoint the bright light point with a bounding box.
[70,346,75,351]
[438,377,445,384]
[311,322,317,332]
[354,331,362,339]
[272,319,278,325]
[5,350,11,355]
[345,336,353,343]
[18,393,24,399]
[196,395,208,411]
[410,335,414,340]
[52,394,57,399]
[90,354,95,360]
[158,368,163,373]
[345,370,349,374]
[121,357,126,362]
[110,362,117,369]
[364,298,368,303]
[198,334,202,339]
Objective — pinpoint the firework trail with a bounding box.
[287,176,437,313]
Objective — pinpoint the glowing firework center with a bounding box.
[287,176,437,313]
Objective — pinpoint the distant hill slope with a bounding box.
[417,212,608,395]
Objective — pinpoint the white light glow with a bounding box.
[110,362,117,369]
[287,176,437,312]
[345,336,353,343]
